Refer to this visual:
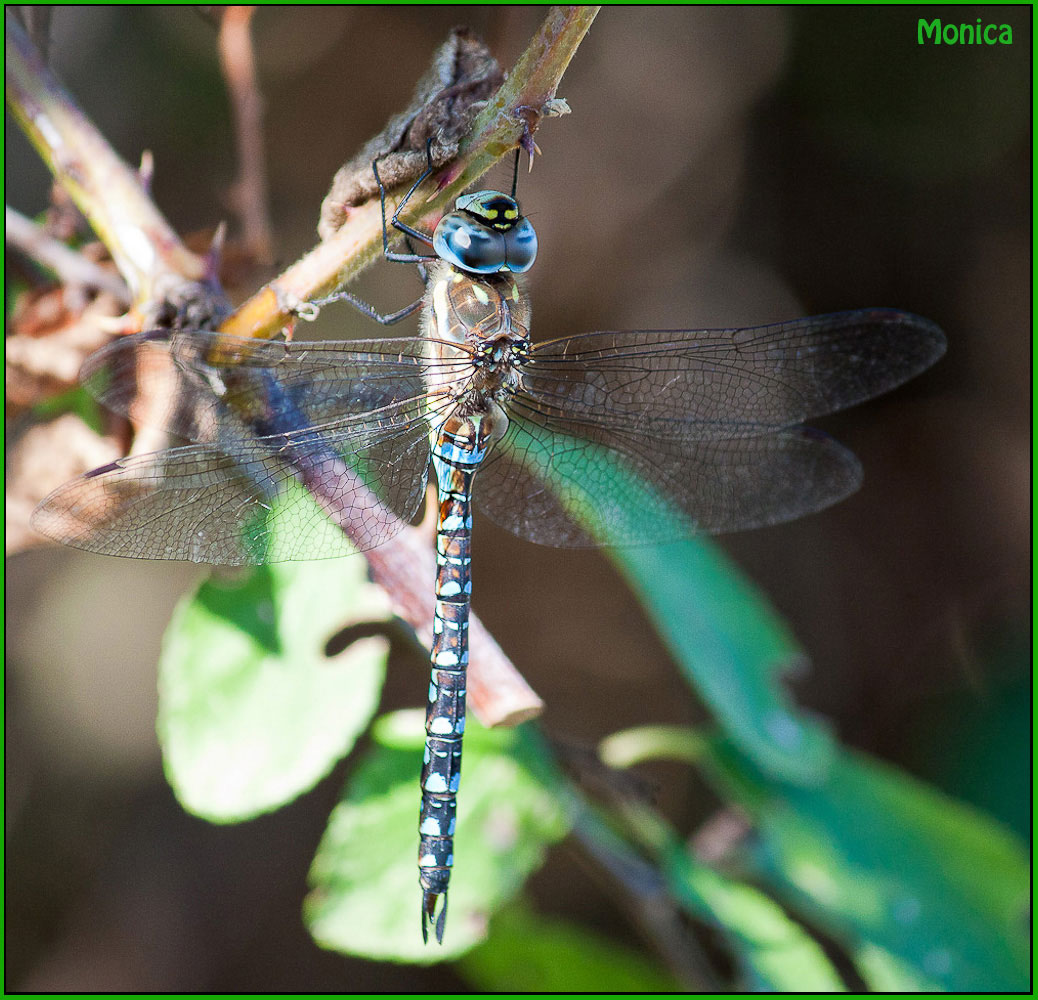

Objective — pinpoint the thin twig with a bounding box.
[14,6,53,65]
[6,205,130,302]
[5,11,217,323]
[217,6,275,268]
[570,800,724,991]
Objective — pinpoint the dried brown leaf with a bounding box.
[6,414,122,555]
[317,27,503,240]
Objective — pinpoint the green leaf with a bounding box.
[158,553,392,821]
[578,765,845,992]
[458,902,682,992]
[705,741,1031,992]
[509,429,834,783]
[304,711,571,962]
[31,383,105,434]
[679,856,847,992]
[599,723,708,769]
[853,942,945,993]
[610,538,834,784]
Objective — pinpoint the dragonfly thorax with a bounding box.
[423,260,531,350]
[432,190,537,275]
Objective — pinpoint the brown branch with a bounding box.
[5,10,221,326]
[5,205,130,302]
[363,528,543,728]
[317,27,505,240]
[217,6,275,268]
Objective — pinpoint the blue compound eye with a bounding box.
[433,191,538,274]
[502,218,537,273]
[433,214,507,274]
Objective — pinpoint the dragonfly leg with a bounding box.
[304,231,429,326]
[408,235,430,286]
[374,138,439,263]
[305,289,423,326]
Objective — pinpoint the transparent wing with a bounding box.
[32,329,475,563]
[476,412,862,546]
[31,396,451,563]
[519,310,946,439]
[80,329,471,441]
[475,309,942,545]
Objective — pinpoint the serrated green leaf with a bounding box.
[705,740,1030,992]
[458,901,681,992]
[159,553,392,821]
[304,710,571,962]
[512,429,833,784]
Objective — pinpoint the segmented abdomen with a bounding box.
[418,410,496,942]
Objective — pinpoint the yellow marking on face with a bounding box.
[504,208,518,220]
[484,208,499,219]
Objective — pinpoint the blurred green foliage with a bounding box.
[705,738,1028,991]
[30,383,105,434]
[303,712,570,963]
[458,903,682,992]
[158,459,1028,989]
[160,541,390,821]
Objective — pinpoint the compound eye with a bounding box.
[433,214,507,274]
[503,218,537,273]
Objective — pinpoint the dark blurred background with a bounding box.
[5,7,1030,991]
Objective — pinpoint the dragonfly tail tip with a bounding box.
[421,890,448,944]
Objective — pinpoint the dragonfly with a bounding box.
[31,148,947,944]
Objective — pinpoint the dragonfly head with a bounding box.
[433,191,537,276]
